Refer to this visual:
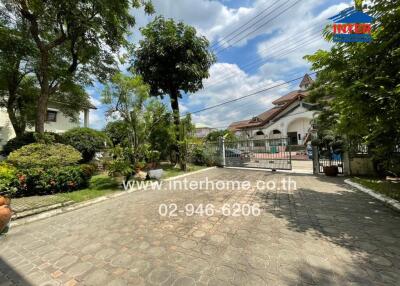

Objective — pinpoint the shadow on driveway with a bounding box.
[257,174,400,285]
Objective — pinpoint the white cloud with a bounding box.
[115,0,354,130]
[186,62,294,129]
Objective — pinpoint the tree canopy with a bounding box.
[2,0,154,133]
[132,16,215,170]
[305,0,400,173]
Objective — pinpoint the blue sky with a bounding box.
[86,0,352,130]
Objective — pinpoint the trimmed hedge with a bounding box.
[1,132,63,156]
[61,128,110,162]
[7,143,82,168]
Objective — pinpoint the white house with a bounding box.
[228,74,318,146]
[0,103,96,150]
[194,125,217,138]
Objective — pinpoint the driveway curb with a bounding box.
[11,166,216,228]
[345,179,400,211]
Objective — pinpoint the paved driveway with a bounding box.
[1,169,400,286]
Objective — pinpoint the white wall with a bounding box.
[0,107,16,148]
[0,105,80,150]
[234,102,317,144]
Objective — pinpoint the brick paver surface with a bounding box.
[1,168,400,285]
[11,195,71,214]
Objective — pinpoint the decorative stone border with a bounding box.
[345,179,400,211]
[11,166,216,227]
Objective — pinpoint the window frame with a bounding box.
[46,110,58,122]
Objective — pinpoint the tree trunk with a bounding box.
[6,87,26,138]
[35,52,50,134]
[169,90,186,171]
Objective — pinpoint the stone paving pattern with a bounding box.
[1,168,400,285]
[11,195,71,214]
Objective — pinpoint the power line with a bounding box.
[211,0,287,51]
[215,0,302,55]
[183,72,317,117]
[203,32,323,89]
[191,72,308,128]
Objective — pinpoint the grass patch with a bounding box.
[56,165,208,203]
[161,163,208,178]
[56,174,120,203]
[352,177,400,202]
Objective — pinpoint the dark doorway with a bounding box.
[287,132,298,145]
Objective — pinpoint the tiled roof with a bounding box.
[254,106,283,122]
[228,119,258,131]
[299,73,314,88]
[228,74,312,131]
[272,90,308,105]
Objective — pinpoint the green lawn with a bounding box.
[57,164,209,203]
[161,163,208,178]
[56,174,121,203]
[352,177,400,202]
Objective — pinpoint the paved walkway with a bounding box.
[11,195,71,214]
[1,169,400,285]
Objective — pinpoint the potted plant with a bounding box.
[0,195,12,235]
[146,150,161,169]
[107,147,133,184]
[323,165,339,176]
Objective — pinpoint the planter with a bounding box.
[0,196,12,234]
[323,165,339,177]
[0,195,11,206]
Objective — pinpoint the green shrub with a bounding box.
[15,165,92,196]
[146,150,161,163]
[192,146,207,166]
[1,132,35,156]
[61,128,110,162]
[1,132,62,156]
[80,164,98,179]
[0,163,18,197]
[7,143,82,168]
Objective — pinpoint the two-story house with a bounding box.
[228,74,318,146]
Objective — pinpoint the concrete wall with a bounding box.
[349,157,376,176]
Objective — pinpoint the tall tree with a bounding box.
[4,0,154,133]
[0,17,35,137]
[133,16,215,169]
[305,0,400,174]
[102,72,169,166]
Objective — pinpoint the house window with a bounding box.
[46,110,57,122]
[298,134,301,140]
[256,130,264,136]
[272,129,281,135]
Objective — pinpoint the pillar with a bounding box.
[84,109,89,128]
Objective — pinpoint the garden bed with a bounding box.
[352,177,400,202]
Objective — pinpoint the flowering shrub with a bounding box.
[0,163,18,197]
[14,165,92,197]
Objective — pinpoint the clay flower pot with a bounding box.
[0,196,12,234]
[0,196,11,206]
[323,165,339,177]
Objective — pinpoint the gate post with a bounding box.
[221,137,226,168]
[342,151,350,176]
[312,145,319,174]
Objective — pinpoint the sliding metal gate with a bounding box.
[223,138,292,170]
